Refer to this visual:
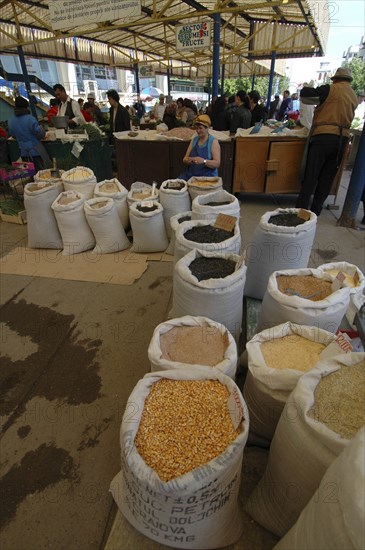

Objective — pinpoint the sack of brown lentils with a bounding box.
[148,316,238,378]
[258,268,350,333]
[244,322,337,444]
[245,352,365,538]
[275,427,365,550]
[110,367,249,549]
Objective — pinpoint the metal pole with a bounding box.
[337,127,365,228]
[267,49,276,110]
[220,64,225,96]
[212,14,220,98]
[17,45,37,119]
[208,77,211,106]
[134,63,140,95]
[251,74,256,90]
[167,65,171,99]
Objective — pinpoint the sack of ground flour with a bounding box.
[258,268,350,334]
[245,352,365,538]
[51,191,95,255]
[175,219,241,264]
[244,208,317,300]
[148,316,237,378]
[110,367,249,549]
[159,180,191,239]
[127,181,159,208]
[61,166,96,199]
[187,176,223,201]
[244,322,337,444]
[192,189,240,221]
[130,202,168,253]
[171,249,246,341]
[94,179,129,230]
[84,198,130,254]
[24,181,63,249]
[34,168,64,184]
[165,211,192,255]
[274,427,365,550]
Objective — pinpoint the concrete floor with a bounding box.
[0,168,364,550]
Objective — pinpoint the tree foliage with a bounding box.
[218,74,290,100]
[343,58,365,95]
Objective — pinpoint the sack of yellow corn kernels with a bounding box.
[258,268,350,334]
[110,367,249,549]
[275,427,365,550]
[244,322,343,444]
[245,352,365,538]
[148,316,238,379]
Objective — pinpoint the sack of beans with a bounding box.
[174,219,241,263]
[258,268,350,334]
[61,166,96,199]
[127,181,159,208]
[34,168,64,184]
[94,179,129,230]
[110,367,249,549]
[191,189,240,221]
[51,191,95,255]
[129,202,169,253]
[245,352,365,538]
[274,427,365,550]
[24,181,63,249]
[84,198,130,254]
[318,261,365,328]
[165,211,192,255]
[244,322,338,444]
[171,249,246,341]
[244,208,317,300]
[187,176,223,201]
[159,180,191,239]
[148,316,238,378]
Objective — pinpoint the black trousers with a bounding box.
[295,134,348,215]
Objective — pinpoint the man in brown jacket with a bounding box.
[295,67,358,215]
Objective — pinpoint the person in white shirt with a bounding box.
[153,94,166,121]
[53,83,85,127]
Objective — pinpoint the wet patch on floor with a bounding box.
[315,248,339,260]
[17,425,31,439]
[0,443,77,529]
[148,275,171,290]
[77,417,112,451]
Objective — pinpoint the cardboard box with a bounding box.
[0,210,27,224]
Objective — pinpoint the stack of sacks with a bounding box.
[129,202,168,253]
[61,166,96,199]
[165,210,192,255]
[127,181,159,208]
[94,179,129,230]
[191,189,240,221]
[24,180,63,249]
[84,198,130,253]
[148,316,238,378]
[159,179,191,239]
[51,191,95,254]
[187,175,223,201]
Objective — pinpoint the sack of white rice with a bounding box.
[129,202,168,253]
[258,268,350,333]
[187,176,223,201]
[84,198,130,253]
[148,316,237,378]
[165,211,192,255]
[24,180,63,249]
[94,179,129,230]
[51,191,95,255]
[61,166,96,199]
[245,353,365,538]
[159,179,191,239]
[110,367,249,549]
[192,189,240,221]
[244,208,317,300]
[127,181,159,208]
[274,428,365,550]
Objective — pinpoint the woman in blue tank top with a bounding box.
[179,114,221,180]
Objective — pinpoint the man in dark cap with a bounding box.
[295,67,358,215]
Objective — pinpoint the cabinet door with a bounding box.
[116,140,135,189]
[132,142,170,185]
[265,141,306,193]
[233,139,268,193]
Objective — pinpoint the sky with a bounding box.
[285,0,365,88]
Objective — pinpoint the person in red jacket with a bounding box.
[47,98,59,124]
[81,102,93,123]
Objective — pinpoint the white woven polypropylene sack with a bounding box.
[24,181,63,249]
[244,208,317,300]
[174,219,241,263]
[244,322,336,443]
[258,268,350,334]
[274,428,365,550]
[127,181,159,207]
[61,166,96,199]
[159,180,191,239]
[94,179,129,230]
[165,211,192,255]
[318,261,365,328]
[192,189,240,221]
[245,352,365,538]
[171,249,246,341]
[84,198,130,254]
[187,176,223,201]
[51,191,95,255]
[130,202,169,253]
[110,367,249,549]
[34,168,64,184]
[148,316,238,378]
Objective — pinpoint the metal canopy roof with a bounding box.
[0,0,329,78]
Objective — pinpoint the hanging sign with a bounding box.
[139,65,155,77]
[176,21,211,51]
[49,0,141,31]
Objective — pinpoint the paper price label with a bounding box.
[331,271,345,292]
[166,181,181,188]
[214,214,237,232]
[319,332,352,359]
[227,388,244,430]
[141,201,154,208]
[298,209,311,221]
